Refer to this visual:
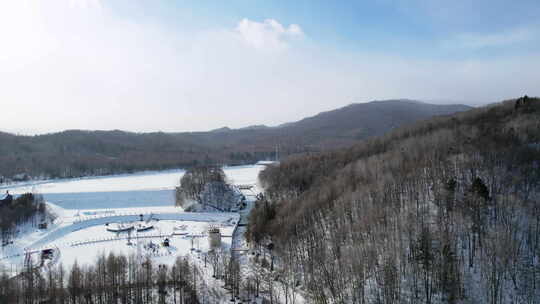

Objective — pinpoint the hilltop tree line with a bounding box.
[0,100,469,182]
[247,96,540,303]
[0,130,279,181]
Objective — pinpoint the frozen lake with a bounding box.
[1,165,264,210]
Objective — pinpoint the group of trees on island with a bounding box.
[175,166,240,212]
[1,193,47,245]
[247,96,540,303]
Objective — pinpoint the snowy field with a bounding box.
[0,165,264,274]
[0,207,239,273]
[1,165,264,209]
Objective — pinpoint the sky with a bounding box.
[1,0,539,134]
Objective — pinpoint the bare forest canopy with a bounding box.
[0,253,201,304]
[0,100,470,180]
[247,96,540,303]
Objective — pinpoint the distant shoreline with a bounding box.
[0,163,266,192]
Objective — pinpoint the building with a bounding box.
[208,227,222,250]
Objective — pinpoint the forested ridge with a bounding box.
[248,96,540,303]
[0,100,469,180]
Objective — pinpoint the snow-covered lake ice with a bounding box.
[1,165,264,209]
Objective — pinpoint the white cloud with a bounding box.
[236,18,304,51]
[68,0,102,9]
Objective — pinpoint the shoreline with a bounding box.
[0,163,266,191]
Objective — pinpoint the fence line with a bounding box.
[2,211,239,260]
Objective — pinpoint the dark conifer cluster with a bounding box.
[1,193,46,245]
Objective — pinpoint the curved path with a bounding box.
[26,211,238,252]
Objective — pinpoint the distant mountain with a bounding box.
[238,125,270,131]
[0,99,471,179]
[209,127,232,133]
[272,99,471,143]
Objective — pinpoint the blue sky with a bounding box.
[1,0,539,134]
[109,0,540,57]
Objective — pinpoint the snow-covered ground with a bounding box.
[0,163,306,303]
[0,205,240,274]
[1,169,185,194]
[0,165,265,276]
